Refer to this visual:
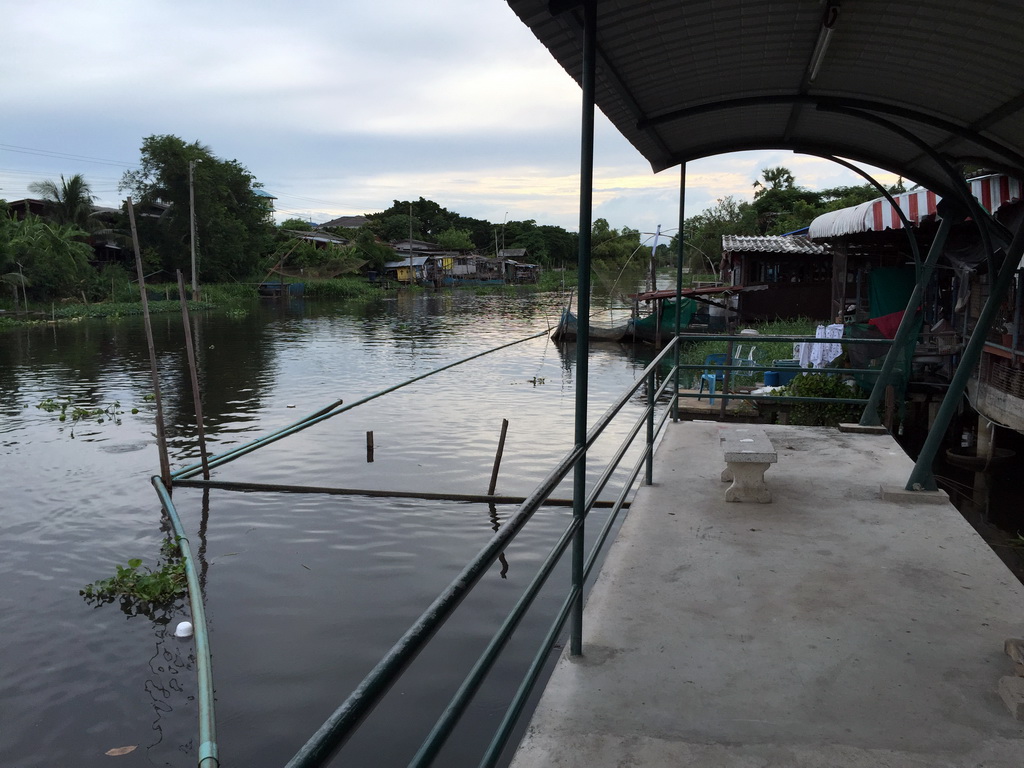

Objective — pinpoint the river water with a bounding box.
[0,291,665,767]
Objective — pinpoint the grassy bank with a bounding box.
[0,276,381,329]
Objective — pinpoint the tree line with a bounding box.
[2,132,904,305]
[672,166,905,272]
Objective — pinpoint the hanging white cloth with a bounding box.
[796,340,811,368]
[806,323,844,368]
[808,325,827,368]
[822,323,844,365]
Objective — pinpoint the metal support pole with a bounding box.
[860,210,958,426]
[905,218,1024,491]
[673,164,686,422]
[570,0,597,658]
[645,369,655,485]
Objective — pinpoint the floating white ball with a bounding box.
[174,621,194,638]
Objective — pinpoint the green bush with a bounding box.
[783,372,864,426]
[538,269,576,292]
[199,282,258,304]
[98,264,136,302]
[303,277,384,300]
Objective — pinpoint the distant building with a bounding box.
[319,215,369,230]
[4,198,48,219]
[499,248,541,284]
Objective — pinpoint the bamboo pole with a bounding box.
[127,198,171,487]
[176,270,211,480]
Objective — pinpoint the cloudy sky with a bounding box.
[2,0,899,236]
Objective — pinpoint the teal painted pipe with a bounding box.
[151,477,218,768]
[675,333,893,344]
[570,0,597,660]
[673,164,686,422]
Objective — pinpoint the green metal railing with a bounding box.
[152,324,907,768]
[671,333,895,406]
[285,337,682,768]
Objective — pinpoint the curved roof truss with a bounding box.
[508,0,1024,197]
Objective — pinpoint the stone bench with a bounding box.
[720,426,777,503]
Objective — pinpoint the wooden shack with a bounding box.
[720,234,833,321]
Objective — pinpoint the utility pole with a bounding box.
[650,224,661,292]
[408,202,414,286]
[501,211,508,282]
[189,159,202,297]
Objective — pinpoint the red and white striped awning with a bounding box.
[809,173,1023,238]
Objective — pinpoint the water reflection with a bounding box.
[144,626,195,759]
[1,290,659,768]
[487,504,511,579]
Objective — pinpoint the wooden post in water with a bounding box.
[177,270,211,480]
[488,419,509,496]
[366,431,374,463]
[127,197,171,488]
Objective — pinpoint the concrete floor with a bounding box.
[510,421,1024,767]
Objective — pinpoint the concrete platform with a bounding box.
[511,422,1024,767]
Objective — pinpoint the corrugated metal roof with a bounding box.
[722,235,830,255]
[384,256,430,268]
[507,2,1024,200]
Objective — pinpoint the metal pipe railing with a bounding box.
[674,333,894,344]
[480,397,671,767]
[407,518,582,767]
[410,357,679,766]
[151,478,218,768]
[286,337,682,768]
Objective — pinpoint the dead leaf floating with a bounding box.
[106,745,137,756]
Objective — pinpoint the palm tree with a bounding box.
[28,173,97,232]
[752,166,797,199]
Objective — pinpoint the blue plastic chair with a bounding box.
[697,353,728,404]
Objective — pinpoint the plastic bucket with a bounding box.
[764,371,780,387]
